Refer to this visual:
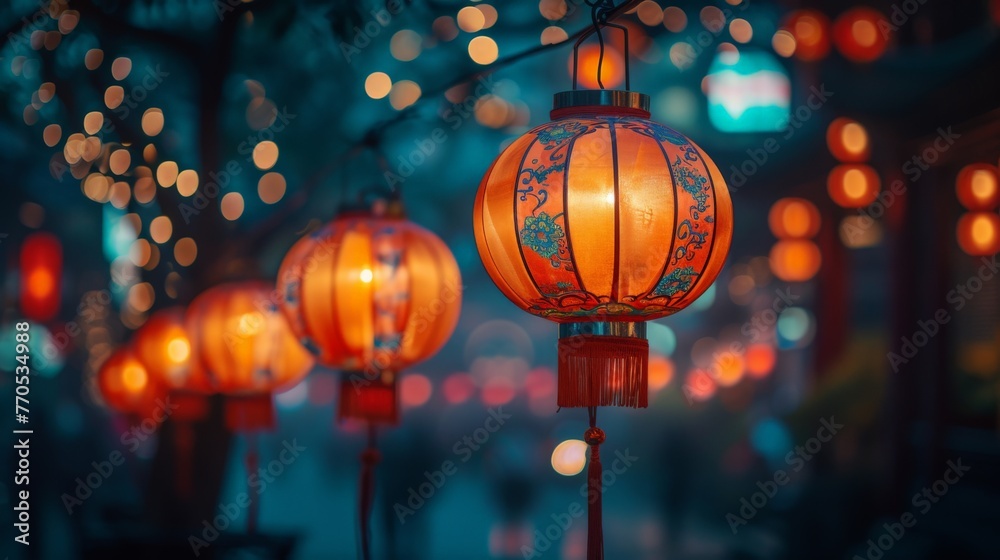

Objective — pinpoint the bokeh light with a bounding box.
[551,439,588,476]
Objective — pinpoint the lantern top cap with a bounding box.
[553,90,649,112]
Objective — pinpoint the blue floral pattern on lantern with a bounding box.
[536,121,587,146]
[520,212,564,259]
[672,156,709,215]
[653,267,698,297]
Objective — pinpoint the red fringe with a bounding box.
[224,394,276,432]
[557,335,649,408]
[338,375,399,425]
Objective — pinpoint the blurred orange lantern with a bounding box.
[768,198,820,239]
[782,10,831,61]
[956,164,1000,210]
[97,346,164,420]
[833,7,889,63]
[569,44,625,89]
[133,307,208,498]
[278,203,461,425]
[828,164,880,208]
[826,118,869,162]
[770,239,822,281]
[186,281,314,431]
[956,212,1000,256]
[20,232,62,321]
[648,354,674,391]
[475,90,733,410]
[745,343,776,378]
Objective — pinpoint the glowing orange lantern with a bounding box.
[828,164,880,208]
[770,239,822,281]
[569,44,625,89]
[768,198,820,239]
[957,212,1000,256]
[97,347,164,419]
[278,203,461,424]
[782,10,831,61]
[826,118,869,162]
[186,281,314,431]
[956,164,1000,210]
[20,232,62,321]
[745,343,776,378]
[133,307,209,498]
[833,8,889,63]
[475,90,733,409]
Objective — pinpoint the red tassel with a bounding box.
[585,408,605,560]
[174,422,194,500]
[338,373,399,425]
[225,394,276,432]
[558,335,649,408]
[358,424,381,560]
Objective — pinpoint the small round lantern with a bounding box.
[768,198,821,239]
[827,164,880,208]
[782,10,831,62]
[833,7,889,63]
[826,118,869,162]
[277,203,461,425]
[770,239,822,281]
[957,212,1000,256]
[97,346,164,421]
[185,281,314,431]
[956,164,1000,211]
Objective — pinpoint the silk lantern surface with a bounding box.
[134,307,210,420]
[474,95,733,408]
[278,210,461,424]
[186,281,314,430]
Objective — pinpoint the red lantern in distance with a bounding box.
[20,232,62,322]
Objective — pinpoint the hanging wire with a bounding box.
[573,0,632,91]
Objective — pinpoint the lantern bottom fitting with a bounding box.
[225,393,276,432]
[338,371,399,425]
[170,390,210,422]
[557,322,649,409]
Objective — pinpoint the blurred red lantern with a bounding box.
[278,203,461,425]
[833,7,890,63]
[956,164,1000,210]
[826,118,870,162]
[957,212,1000,256]
[828,164,880,208]
[186,281,314,431]
[20,232,62,321]
[770,239,822,281]
[782,10,831,61]
[97,346,164,421]
[768,198,821,239]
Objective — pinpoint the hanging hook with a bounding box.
[572,0,631,91]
